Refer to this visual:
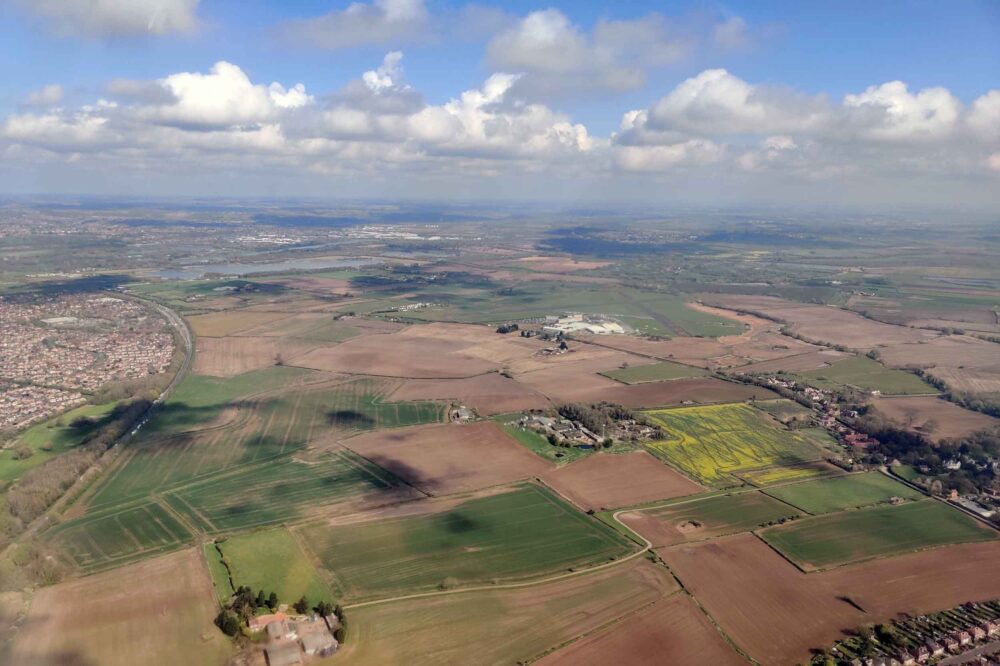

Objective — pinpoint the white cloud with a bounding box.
[18,0,199,38]
[278,0,428,50]
[486,9,691,96]
[843,81,961,141]
[967,90,1000,143]
[25,84,63,107]
[363,51,406,92]
[646,69,829,136]
[141,61,311,129]
[712,16,750,50]
[1,58,997,209]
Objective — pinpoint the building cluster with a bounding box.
[541,313,625,336]
[762,375,878,451]
[0,294,174,431]
[251,612,339,665]
[827,600,1000,665]
[518,414,603,448]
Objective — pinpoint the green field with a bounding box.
[45,501,194,572]
[634,491,801,544]
[763,472,922,514]
[206,528,332,605]
[799,356,936,395]
[643,403,824,487]
[87,375,441,508]
[0,402,117,485]
[600,360,708,384]
[45,372,442,572]
[760,500,996,570]
[753,399,814,424]
[298,484,635,601]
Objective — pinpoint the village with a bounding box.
[821,599,1000,665]
[0,294,174,432]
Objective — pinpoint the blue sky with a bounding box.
[0,0,998,208]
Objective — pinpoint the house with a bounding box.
[983,620,999,636]
[928,641,945,657]
[973,626,987,641]
[264,642,302,666]
[250,612,288,633]
[958,630,972,646]
[915,644,930,662]
[300,631,338,657]
[897,650,916,666]
[943,635,959,652]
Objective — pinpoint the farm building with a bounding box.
[300,631,338,657]
[267,618,297,642]
[264,642,302,666]
[249,612,288,633]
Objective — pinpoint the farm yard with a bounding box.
[759,499,996,570]
[297,484,636,601]
[643,402,826,487]
[762,471,922,514]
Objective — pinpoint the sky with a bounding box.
[0,0,998,211]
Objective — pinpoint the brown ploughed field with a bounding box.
[661,533,1000,665]
[10,548,231,666]
[514,256,613,272]
[590,377,779,408]
[541,451,702,511]
[706,295,938,350]
[389,373,550,415]
[537,592,745,666]
[341,421,553,495]
[186,310,291,337]
[880,334,1000,371]
[738,349,851,374]
[871,395,1000,441]
[192,336,319,376]
[926,366,1000,394]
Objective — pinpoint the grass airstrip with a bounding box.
[600,360,708,384]
[642,403,825,487]
[763,471,922,514]
[798,355,936,395]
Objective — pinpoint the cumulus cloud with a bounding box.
[486,9,691,96]
[25,84,63,107]
[277,0,429,50]
[2,58,997,208]
[140,61,311,129]
[17,0,199,38]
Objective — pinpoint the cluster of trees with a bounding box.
[495,323,519,334]
[215,587,345,643]
[6,399,151,527]
[851,409,1000,495]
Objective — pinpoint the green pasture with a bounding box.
[601,360,708,384]
[298,484,635,601]
[763,472,922,514]
[799,356,936,395]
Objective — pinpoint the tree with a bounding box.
[334,627,345,643]
[215,610,241,636]
[314,600,334,617]
[256,589,266,607]
[274,353,284,366]
[293,596,310,614]
[267,591,278,610]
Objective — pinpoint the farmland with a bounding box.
[618,491,800,547]
[643,403,825,487]
[600,360,708,384]
[760,499,996,570]
[798,355,936,395]
[762,471,922,514]
[541,451,702,511]
[298,484,635,600]
[871,395,1000,441]
[738,460,845,486]
[337,558,678,665]
[8,548,232,666]
[206,528,332,604]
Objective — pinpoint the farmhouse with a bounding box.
[300,631,338,657]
